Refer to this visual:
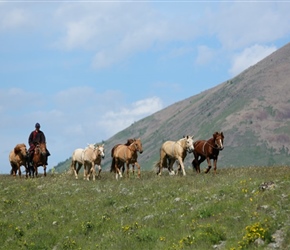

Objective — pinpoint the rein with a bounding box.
[202,139,220,154]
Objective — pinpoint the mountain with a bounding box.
[55,42,290,173]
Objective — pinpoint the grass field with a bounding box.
[1,166,290,249]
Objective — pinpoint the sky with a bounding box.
[1,1,290,174]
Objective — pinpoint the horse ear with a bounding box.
[221,132,224,138]
[14,145,20,154]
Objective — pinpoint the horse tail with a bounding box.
[110,157,116,173]
[154,160,161,168]
[154,160,161,175]
[111,147,115,158]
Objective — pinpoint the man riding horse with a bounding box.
[27,123,50,167]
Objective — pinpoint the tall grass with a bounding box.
[1,166,290,249]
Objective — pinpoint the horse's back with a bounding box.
[113,144,135,163]
[72,148,84,162]
[194,140,205,147]
[113,144,127,159]
[193,140,205,154]
[161,140,177,156]
[83,147,96,162]
[161,140,175,150]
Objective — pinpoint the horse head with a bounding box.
[213,132,224,150]
[183,135,194,153]
[132,138,143,154]
[96,144,105,159]
[14,144,28,158]
[37,142,47,156]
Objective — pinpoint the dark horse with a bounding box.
[191,132,224,174]
[30,142,48,177]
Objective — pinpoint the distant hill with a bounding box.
[55,42,290,173]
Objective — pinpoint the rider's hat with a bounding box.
[35,123,40,128]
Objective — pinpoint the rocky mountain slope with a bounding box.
[55,42,290,173]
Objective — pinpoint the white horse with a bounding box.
[155,135,194,176]
[71,144,105,180]
[83,144,105,181]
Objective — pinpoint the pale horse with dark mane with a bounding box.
[155,135,194,176]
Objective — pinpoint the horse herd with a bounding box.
[9,132,224,180]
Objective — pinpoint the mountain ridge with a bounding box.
[55,42,290,173]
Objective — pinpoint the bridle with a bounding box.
[201,138,223,153]
[172,138,193,155]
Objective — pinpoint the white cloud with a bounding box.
[98,96,163,136]
[207,2,290,50]
[53,2,199,69]
[229,44,276,76]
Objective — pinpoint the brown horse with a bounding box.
[155,135,194,176]
[111,139,134,175]
[9,143,29,178]
[31,142,47,177]
[191,132,224,174]
[111,138,143,180]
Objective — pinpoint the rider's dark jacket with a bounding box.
[28,130,46,151]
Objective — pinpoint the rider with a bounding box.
[28,123,50,166]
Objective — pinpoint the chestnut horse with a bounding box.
[9,143,29,178]
[111,139,134,175]
[155,135,194,176]
[191,132,224,174]
[31,142,47,177]
[111,138,143,180]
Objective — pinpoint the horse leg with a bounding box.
[157,151,166,176]
[96,164,102,178]
[115,159,122,180]
[126,162,130,178]
[71,161,77,179]
[205,157,212,173]
[176,161,183,175]
[177,157,186,176]
[34,165,38,178]
[91,162,95,181]
[197,155,205,173]
[168,159,175,175]
[192,152,200,173]
[83,162,87,180]
[135,162,141,178]
[75,163,82,179]
[213,157,218,174]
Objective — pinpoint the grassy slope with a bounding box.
[1,166,290,250]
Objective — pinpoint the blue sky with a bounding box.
[1,1,290,174]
